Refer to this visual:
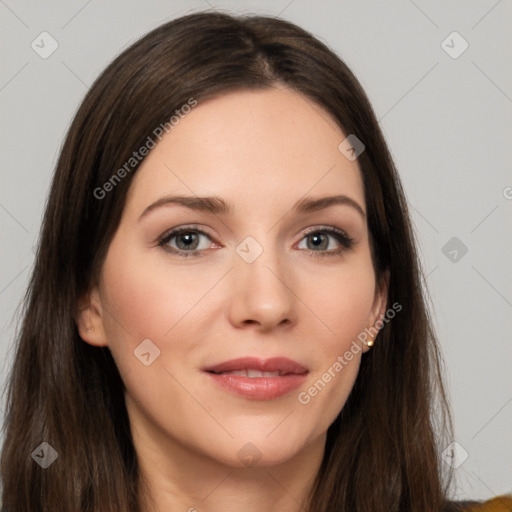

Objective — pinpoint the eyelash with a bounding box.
[157,224,355,258]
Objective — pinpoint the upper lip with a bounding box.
[203,357,308,375]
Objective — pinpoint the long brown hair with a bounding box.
[1,11,454,511]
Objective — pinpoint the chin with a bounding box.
[202,428,317,469]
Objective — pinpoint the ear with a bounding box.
[361,269,390,353]
[75,287,108,347]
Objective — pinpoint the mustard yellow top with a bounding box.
[467,495,512,511]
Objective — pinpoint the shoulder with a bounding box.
[444,495,512,511]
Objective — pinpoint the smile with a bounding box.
[203,357,309,400]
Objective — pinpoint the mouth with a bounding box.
[203,357,308,400]
[209,369,288,377]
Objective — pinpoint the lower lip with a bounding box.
[205,372,308,400]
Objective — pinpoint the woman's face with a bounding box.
[81,87,387,468]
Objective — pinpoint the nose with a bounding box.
[227,242,297,332]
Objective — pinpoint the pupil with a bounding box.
[310,233,327,250]
[178,233,197,250]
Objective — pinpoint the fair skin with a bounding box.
[77,87,388,512]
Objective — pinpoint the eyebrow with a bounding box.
[138,194,366,221]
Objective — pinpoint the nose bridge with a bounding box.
[228,233,296,330]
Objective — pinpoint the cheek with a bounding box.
[99,236,219,348]
[97,244,221,438]
[294,265,375,421]
[305,263,376,355]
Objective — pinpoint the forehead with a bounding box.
[126,88,365,216]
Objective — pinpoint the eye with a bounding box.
[158,225,215,257]
[296,227,354,257]
[157,225,354,258]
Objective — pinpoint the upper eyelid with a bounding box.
[158,225,214,245]
[159,224,210,237]
[301,225,350,237]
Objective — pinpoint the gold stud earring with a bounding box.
[367,338,374,347]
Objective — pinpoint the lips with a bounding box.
[214,369,281,377]
[203,357,308,400]
[204,357,308,376]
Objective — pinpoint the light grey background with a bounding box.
[1,0,511,501]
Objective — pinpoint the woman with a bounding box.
[1,11,510,512]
